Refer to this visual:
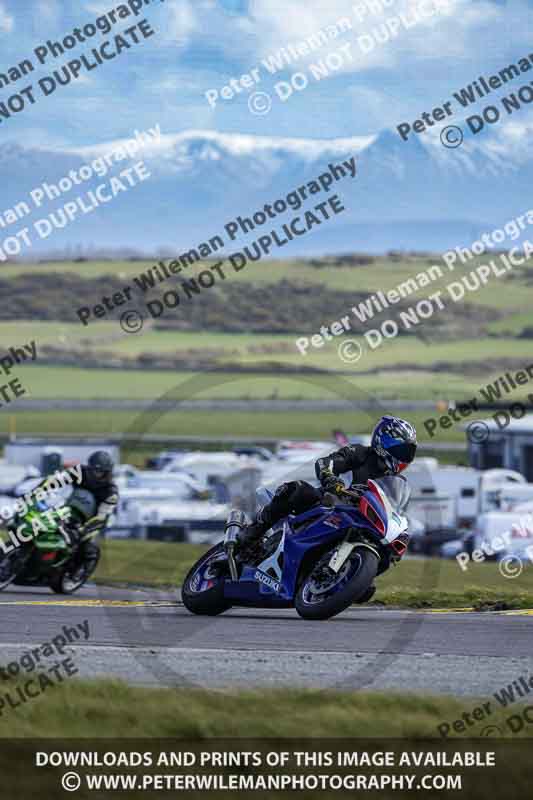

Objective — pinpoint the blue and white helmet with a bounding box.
[371,416,417,474]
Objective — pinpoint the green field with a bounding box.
[2,255,533,445]
[0,411,469,454]
[8,360,522,401]
[6,321,533,376]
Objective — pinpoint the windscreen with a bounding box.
[371,476,411,514]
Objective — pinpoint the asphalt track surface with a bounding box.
[1,583,533,696]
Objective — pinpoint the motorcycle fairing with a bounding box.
[223,503,379,604]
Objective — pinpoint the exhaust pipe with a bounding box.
[224,510,247,582]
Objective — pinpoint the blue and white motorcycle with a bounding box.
[182,476,411,620]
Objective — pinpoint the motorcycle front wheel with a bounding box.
[182,543,232,616]
[295,547,379,621]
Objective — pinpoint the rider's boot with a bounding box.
[237,505,274,551]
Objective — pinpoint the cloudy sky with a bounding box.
[0,0,531,148]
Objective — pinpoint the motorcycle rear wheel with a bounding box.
[182,543,232,616]
[295,548,379,621]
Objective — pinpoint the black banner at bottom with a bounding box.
[0,738,529,799]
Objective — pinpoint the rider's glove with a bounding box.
[320,469,345,496]
[79,517,104,541]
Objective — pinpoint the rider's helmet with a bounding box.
[86,451,114,488]
[371,416,417,474]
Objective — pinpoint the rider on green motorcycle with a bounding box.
[27,451,118,568]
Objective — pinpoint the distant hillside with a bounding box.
[2,123,533,255]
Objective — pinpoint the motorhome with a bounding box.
[492,483,533,512]
[465,510,533,560]
[114,465,205,498]
[161,451,254,487]
[109,490,229,543]
[276,441,333,464]
[404,461,525,540]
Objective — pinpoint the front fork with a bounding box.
[328,533,381,574]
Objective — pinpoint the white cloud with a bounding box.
[0,2,14,33]
[163,0,199,46]
[34,0,60,22]
[14,128,73,150]
[179,0,522,78]
[245,0,502,70]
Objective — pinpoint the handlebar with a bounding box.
[336,487,362,501]
[321,460,364,502]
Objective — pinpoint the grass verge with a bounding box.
[1,679,531,738]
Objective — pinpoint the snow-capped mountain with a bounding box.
[1,122,532,257]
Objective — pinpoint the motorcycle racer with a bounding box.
[69,450,119,540]
[238,416,417,553]
[23,451,118,573]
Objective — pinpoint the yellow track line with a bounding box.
[0,600,532,614]
[416,607,533,615]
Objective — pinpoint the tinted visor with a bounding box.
[90,468,111,482]
[389,442,417,464]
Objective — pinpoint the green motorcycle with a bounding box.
[0,490,101,595]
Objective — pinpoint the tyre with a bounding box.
[182,543,232,616]
[295,547,379,621]
[49,542,101,594]
[0,549,21,591]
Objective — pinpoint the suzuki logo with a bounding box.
[254,569,280,592]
